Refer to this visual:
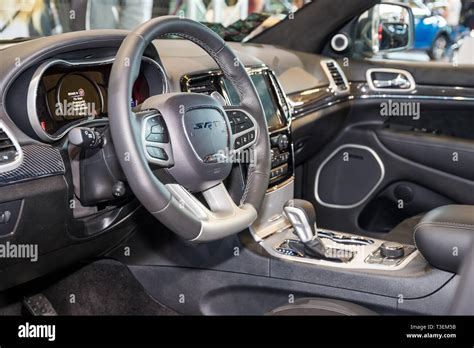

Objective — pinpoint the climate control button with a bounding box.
[277,134,289,151]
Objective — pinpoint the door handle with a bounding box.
[366,68,416,92]
[373,74,411,89]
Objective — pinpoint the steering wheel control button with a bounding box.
[144,115,169,143]
[234,129,256,150]
[248,131,256,141]
[227,110,254,135]
[380,242,405,259]
[146,146,168,160]
[151,124,165,134]
[234,123,246,133]
[234,137,243,149]
[146,132,168,143]
[140,112,173,167]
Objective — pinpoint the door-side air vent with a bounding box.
[0,121,23,173]
[183,74,220,95]
[321,60,350,95]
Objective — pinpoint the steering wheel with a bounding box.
[108,16,271,242]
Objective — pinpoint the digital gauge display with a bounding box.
[40,68,109,136]
[35,58,162,139]
[55,73,103,120]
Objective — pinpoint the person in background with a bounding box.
[55,0,152,31]
[292,0,305,10]
[0,0,53,37]
[439,0,467,61]
[249,0,265,14]
[445,0,463,28]
[152,0,174,17]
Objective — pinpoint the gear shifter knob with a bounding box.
[284,199,317,243]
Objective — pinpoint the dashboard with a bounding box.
[27,57,168,141]
[0,38,343,194]
[0,32,345,290]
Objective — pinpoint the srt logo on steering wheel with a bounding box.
[193,121,220,130]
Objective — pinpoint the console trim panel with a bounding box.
[262,226,419,271]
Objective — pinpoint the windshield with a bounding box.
[0,0,310,41]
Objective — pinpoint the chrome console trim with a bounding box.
[250,177,294,241]
[264,226,419,271]
[289,83,474,119]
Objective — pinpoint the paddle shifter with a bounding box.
[284,199,349,262]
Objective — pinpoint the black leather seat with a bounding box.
[414,205,474,273]
[268,298,377,316]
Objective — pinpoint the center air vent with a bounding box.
[183,74,220,95]
[321,60,349,95]
[0,122,22,172]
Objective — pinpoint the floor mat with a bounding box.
[43,259,177,315]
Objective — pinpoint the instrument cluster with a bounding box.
[28,57,168,142]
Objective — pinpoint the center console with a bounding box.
[265,225,418,270]
[182,64,418,271]
[254,195,417,270]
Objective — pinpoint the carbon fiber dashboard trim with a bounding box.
[0,144,65,186]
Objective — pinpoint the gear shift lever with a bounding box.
[284,199,350,262]
[283,199,317,242]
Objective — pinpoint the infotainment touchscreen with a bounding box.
[223,72,285,132]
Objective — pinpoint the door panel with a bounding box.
[297,94,474,238]
[376,127,474,181]
[293,53,474,238]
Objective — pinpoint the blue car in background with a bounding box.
[409,0,454,60]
